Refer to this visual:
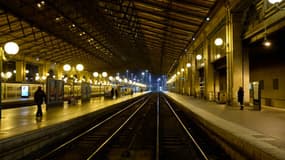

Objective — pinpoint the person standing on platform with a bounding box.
[111,88,114,99]
[115,88,119,98]
[238,86,244,110]
[34,86,47,117]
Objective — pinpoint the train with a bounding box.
[1,82,144,102]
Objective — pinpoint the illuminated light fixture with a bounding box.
[88,38,93,42]
[25,70,29,74]
[177,71,180,75]
[186,63,191,68]
[268,0,282,4]
[93,72,99,77]
[37,3,42,8]
[216,54,221,59]
[63,64,71,71]
[268,0,285,10]
[4,42,19,55]
[214,38,223,46]
[6,72,12,78]
[181,68,185,72]
[206,17,210,21]
[192,37,196,41]
[76,64,84,71]
[263,38,271,47]
[196,54,202,60]
[102,72,108,77]
[263,30,271,47]
[36,1,45,8]
[13,70,16,74]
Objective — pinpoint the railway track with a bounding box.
[23,93,231,160]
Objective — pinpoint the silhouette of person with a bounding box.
[34,86,46,117]
[111,88,114,99]
[238,87,244,110]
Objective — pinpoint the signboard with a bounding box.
[21,85,29,97]
[253,82,259,100]
[250,81,261,110]
[81,82,91,101]
[46,79,64,106]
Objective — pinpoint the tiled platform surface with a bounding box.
[165,92,285,160]
[0,92,146,140]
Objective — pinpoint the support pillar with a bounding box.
[204,40,215,101]
[226,11,250,105]
[16,61,25,82]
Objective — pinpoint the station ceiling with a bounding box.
[0,0,219,75]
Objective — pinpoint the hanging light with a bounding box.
[263,31,271,47]
[76,64,84,71]
[268,0,285,10]
[186,63,191,68]
[263,38,271,47]
[214,38,223,46]
[4,42,19,55]
[196,54,202,60]
[102,72,108,77]
[63,64,71,71]
[268,0,282,4]
[93,72,99,77]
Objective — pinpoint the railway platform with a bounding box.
[1,91,285,160]
[0,92,147,139]
[165,92,285,160]
[0,92,147,159]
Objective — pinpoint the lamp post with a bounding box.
[102,72,108,95]
[93,72,99,95]
[93,72,108,96]
[63,63,84,101]
[0,41,19,118]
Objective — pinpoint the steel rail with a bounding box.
[38,96,147,160]
[162,96,209,160]
[155,93,160,160]
[87,96,150,159]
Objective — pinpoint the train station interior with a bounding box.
[0,0,285,159]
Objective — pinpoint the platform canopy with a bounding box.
[0,0,219,74]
